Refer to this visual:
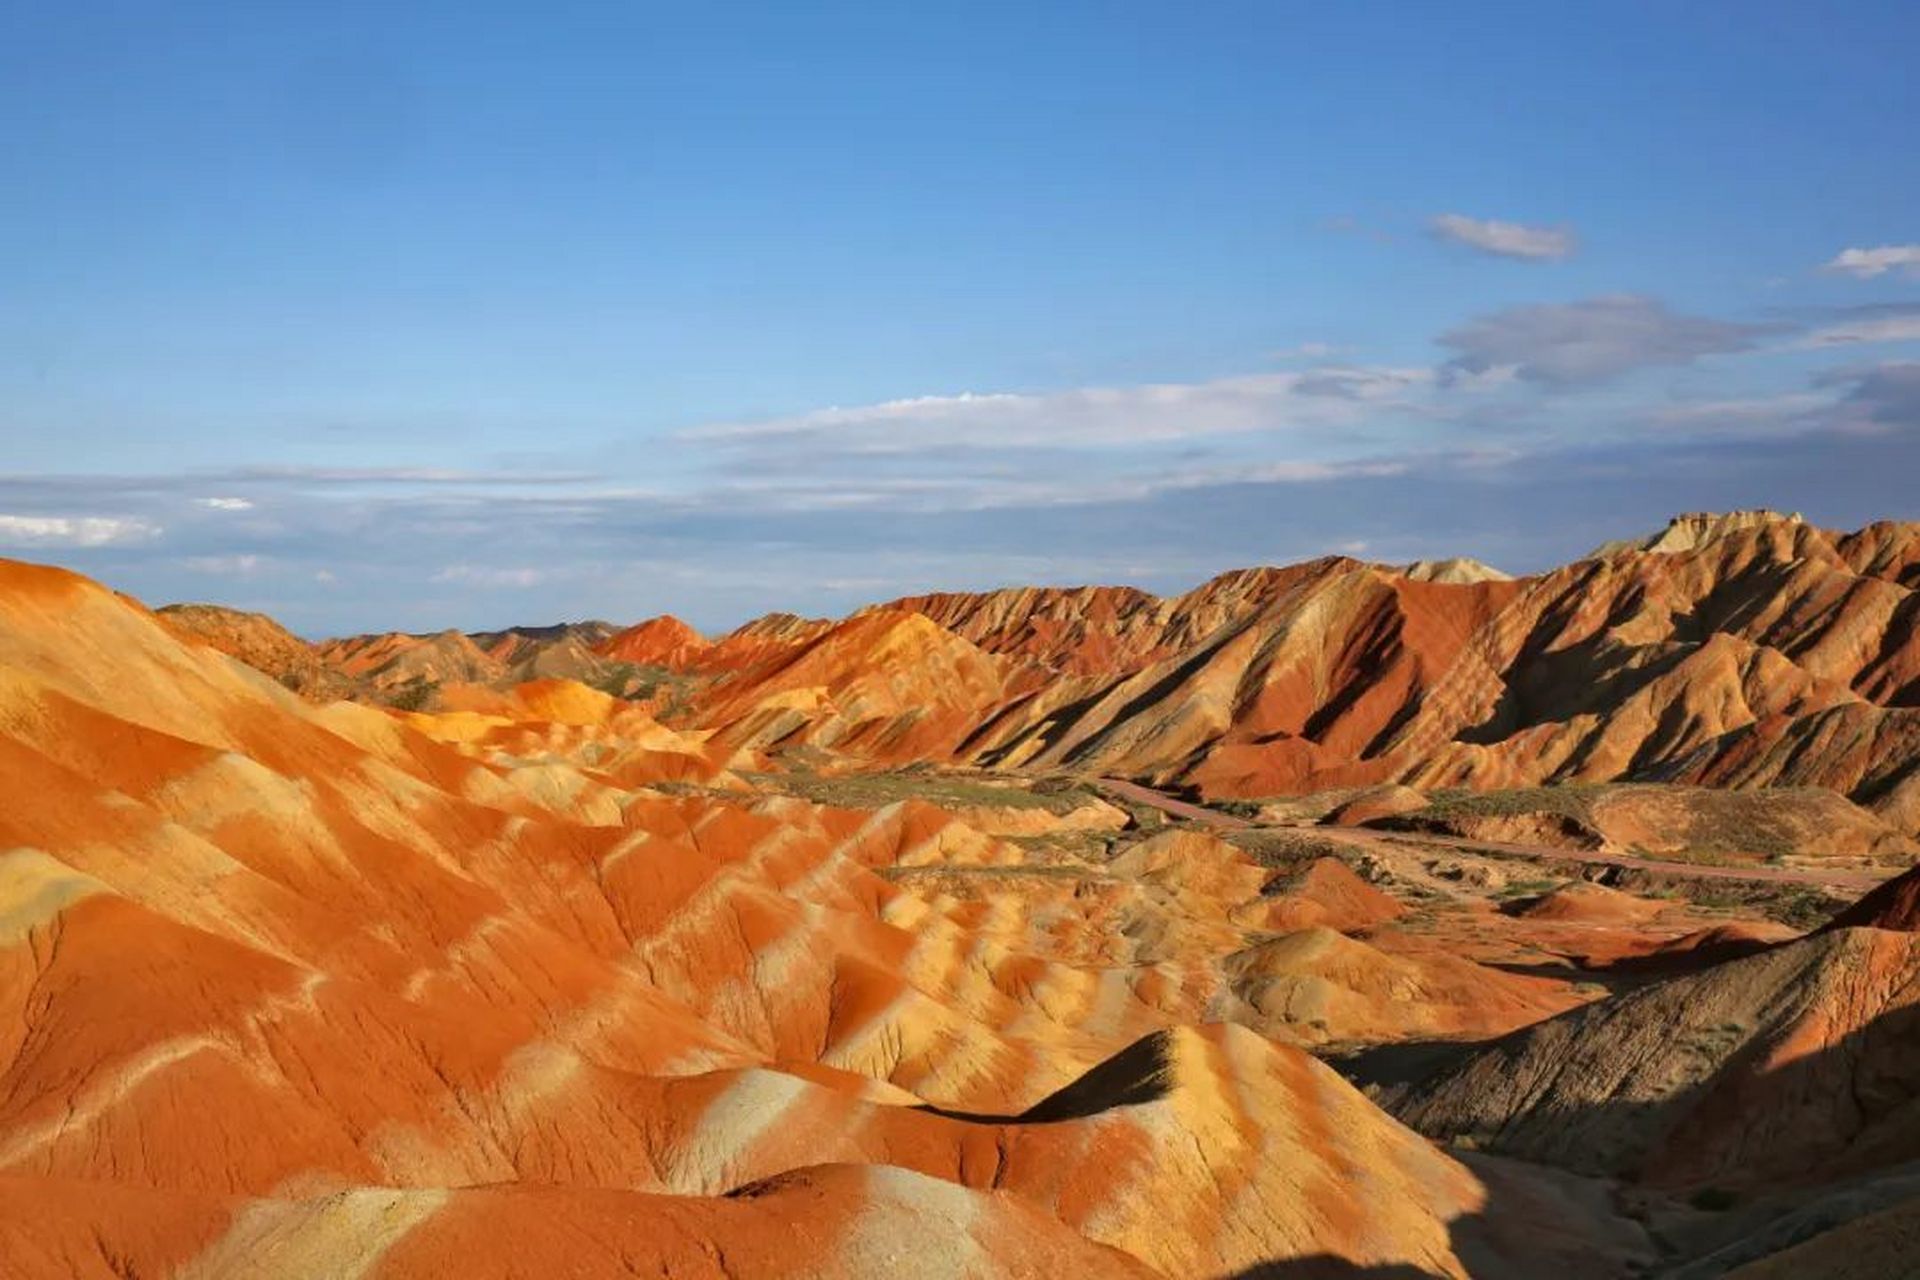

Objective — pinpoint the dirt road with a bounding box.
[1097,777,1891,894]
[1097,778,1251,831]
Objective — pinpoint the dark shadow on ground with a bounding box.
[1304,918,1920,1276]
[914,1028,1173,1123]
[1226,1260,1441,1278]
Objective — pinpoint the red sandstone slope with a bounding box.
[157,602,357,701]
[626,512,1920,833]
[5,557,1619,1278]
[317,621,628,700]
[691,608,1016,760]
[597,613,711,666]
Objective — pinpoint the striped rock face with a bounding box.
[566,513,1920,832]
[216,512,1920,837]
[0,557,1633,1278]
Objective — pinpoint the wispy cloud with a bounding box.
[431,564,556,588]
[1796,304,1920,349]
[1272,341,1343,361]
[223,466,597,486]
[0,514,161,547]
[1439,294,1766,386]
[180,553,266,575]
[1814,361,1920,433]
[0,466,596,498]
[687,456,1419,514]
[682,366,1433,453]
[1430,213,1576,261]
[1824,245,1920,280]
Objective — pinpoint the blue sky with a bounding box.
[2,1,1917,634]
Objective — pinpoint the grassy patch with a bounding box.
[1225,828,1357,870]
[1002,829,1127,865]
[598,662,703,717]
[386,675,441,712]
[874,864,1108,883]
[1645,877,1842,930]
[1417,785,1605,824]
[1491,877,1567,900]
[744,767,1102,815]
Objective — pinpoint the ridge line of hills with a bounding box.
[155,508,1920,835]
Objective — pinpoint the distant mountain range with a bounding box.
[157,510,1920,834]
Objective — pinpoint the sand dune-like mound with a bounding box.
[1324,783,1431,827]
[398,677,741,790]
[1509,881,1666,925]
[1226,927,1573,1045]
[1261,855,1407,933]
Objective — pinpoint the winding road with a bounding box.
[1096,777,1893,894]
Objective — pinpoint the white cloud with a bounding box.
[194,496,256,511]
[1824,245,1920,280]
[682,366,1434,453]
[1641,394,1830,440]
[431,565,552,588]
[1430,213,1577,261]
[0,514,161,547]
[227,466,594,485]
[1797,306,1920,348]
[1273,341,1342,361]
[682,455,1417,514]
[181,554,265,575]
